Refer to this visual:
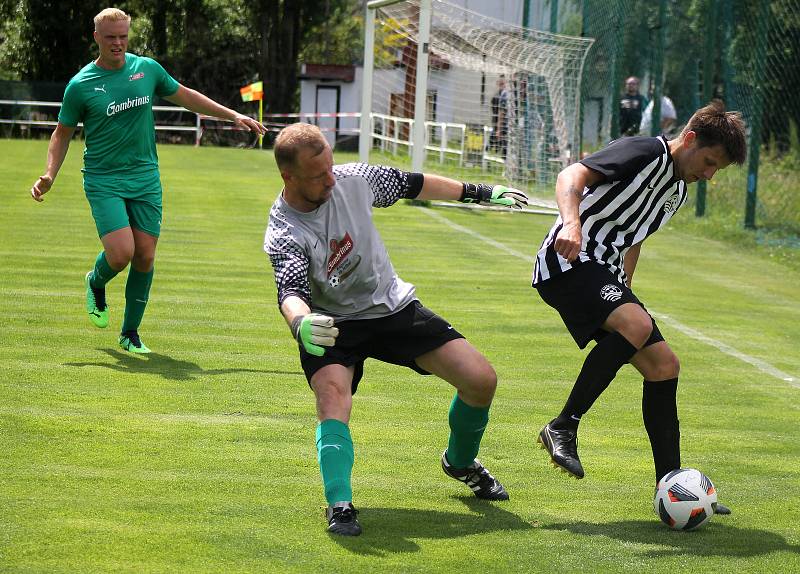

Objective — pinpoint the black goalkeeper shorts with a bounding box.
[298,300,464,394]
[535,261,662,349]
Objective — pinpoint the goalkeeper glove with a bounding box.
[290,313,339,357]
[460,183,529,209]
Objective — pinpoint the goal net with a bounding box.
[361,0,594,194]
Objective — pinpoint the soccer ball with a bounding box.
[654,468,717,530]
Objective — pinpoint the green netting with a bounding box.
[572,0,799,236]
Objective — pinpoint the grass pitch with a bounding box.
[1,138,798,573]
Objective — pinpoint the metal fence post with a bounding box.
[745,0,769,229]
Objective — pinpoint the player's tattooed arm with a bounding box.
[557,181,584,212]
[553,163,603,261]
[554,165,587,261]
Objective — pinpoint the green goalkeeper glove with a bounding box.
[459,183,529,209]
[290,313,339,357]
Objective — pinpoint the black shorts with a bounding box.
[299,300,464,394]
[535,261,662,349]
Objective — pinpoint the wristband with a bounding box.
[459,182,493,204]
[290,315,304,342]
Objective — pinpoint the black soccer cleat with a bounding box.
[714,501,732,515]
[537,421,585,479]
[441,451,509,500]
[326,502,362,536]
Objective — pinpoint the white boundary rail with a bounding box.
[3,100,493,165]
[0,99,205,144]
[425,121,466,165]
[0,100,365,144]
[371,113,413,154]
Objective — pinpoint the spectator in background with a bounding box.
[490,75,509,156]
[619,76,647,136]
[640,95,678,137]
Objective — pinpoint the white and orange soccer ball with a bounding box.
[654,468,718,530]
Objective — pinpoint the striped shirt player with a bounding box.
[531,102,747,515]
[534,136,686,287]
[265,123,527,536]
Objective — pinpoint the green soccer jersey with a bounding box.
[58,53,180,177]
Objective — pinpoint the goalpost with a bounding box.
[360,0,594,192]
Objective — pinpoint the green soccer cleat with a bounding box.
[85,271,109,328]
[119,330,151,354]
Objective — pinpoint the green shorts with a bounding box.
[84,170,163,238]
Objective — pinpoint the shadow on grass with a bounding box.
[543,520,800,558]
[330,497,532,555]
[64,348,302,381]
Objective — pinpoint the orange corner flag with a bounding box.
[240,81,264,102]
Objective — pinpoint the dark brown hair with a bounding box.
[680,100,747,165]
[273,123,327,171]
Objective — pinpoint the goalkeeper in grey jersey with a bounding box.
[264,123,527,536]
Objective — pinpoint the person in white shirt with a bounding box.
[640,95,677,136]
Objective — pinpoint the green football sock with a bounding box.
[446,394,490,468]
[121,267,154,333]
[316,419,354,505]
[89,251,120,289]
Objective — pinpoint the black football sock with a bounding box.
[642,378,680,483]
[552,331,638,431]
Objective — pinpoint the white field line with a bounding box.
[650,313,798,387]
[420,207,798,388]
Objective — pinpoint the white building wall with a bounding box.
[449,0,551,30]
[428,66,495,127]
[299,68,364,145]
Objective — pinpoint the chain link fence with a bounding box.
[572,0,799,240]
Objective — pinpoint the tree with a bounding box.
[0,0,105,83]
[299,2,364,66]
[1,0,365,112]
[251,0,359,114]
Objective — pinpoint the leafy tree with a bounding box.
[730,0,800,154]
[299,2,364,66]
[0,0,105,82]
[0,0,365,112]
[251,0,359,113]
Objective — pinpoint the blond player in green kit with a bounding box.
[30,7,265,353]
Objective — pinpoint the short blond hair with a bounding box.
[94,8,131,29]
[274,123,328,171]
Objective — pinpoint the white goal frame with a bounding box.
[360,0,594,187]
[360,0,432,171]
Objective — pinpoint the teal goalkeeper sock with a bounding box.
[446,394,490,468]
[90,251,120,288]
[121,267,154,333]
[316,419,354,505]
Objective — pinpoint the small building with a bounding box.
[299,64,360,150]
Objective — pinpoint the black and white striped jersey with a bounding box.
[533,136,687,286]
[264,163,424,320]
